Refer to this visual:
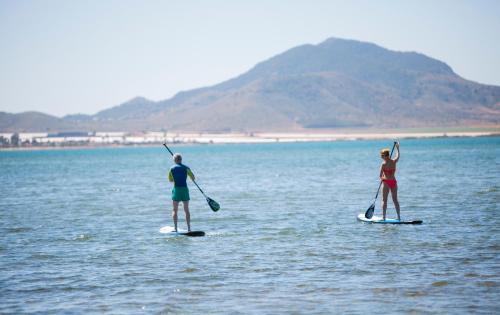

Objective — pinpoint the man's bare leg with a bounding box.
[183,201,191,231]
[172,201,179,232]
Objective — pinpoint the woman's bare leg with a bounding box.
[172,201,179,231]
[183,201,191,231]
[382,182,390,220]
[391,185,401,221]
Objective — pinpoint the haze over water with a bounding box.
[1,137,499,314]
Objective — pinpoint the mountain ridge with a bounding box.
[1,37,499,132]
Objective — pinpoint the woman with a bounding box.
[380,142,400,221]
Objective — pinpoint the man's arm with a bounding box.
[168,170,174,182]
[187,169,195,181]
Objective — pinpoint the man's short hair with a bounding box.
[173,153,182,163]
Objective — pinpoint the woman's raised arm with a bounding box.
[393,142,400,163]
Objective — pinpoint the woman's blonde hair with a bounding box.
[380,148,390,156]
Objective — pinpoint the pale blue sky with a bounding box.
[1,0,499,116]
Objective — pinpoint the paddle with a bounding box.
[364,141,397,219]
[163,143,220,212]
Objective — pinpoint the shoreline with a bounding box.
[1,130,499,151]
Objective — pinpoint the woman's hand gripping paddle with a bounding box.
[163,143,220,212]
[364,141,397,219]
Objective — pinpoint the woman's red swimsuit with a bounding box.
[382,168,397,188]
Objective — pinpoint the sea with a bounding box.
[1,137,499,314]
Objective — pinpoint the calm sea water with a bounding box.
[1,137,499,314]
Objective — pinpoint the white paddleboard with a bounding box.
[159,226,205,237]
[357,214,422,224]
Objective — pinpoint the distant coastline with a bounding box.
[1,128,499,151]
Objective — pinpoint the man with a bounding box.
[168,153,195,232]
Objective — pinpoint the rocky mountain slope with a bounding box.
[2,38,499,132]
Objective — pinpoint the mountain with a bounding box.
[93,97,159,120]
[147,38,499,131]
[0,111,73,132]
[1,37,499,132]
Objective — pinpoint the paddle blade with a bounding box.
[207,197,220,212]
[365,203,375,219]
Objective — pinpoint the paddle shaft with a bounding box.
[162,143,208,198]
[373,141,397,201]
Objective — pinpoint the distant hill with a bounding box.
[93,97,159,120]
[1,37,499,132]
[0,111,73,132]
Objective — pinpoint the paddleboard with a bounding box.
[159,226,205,237]
[357,214,422,225]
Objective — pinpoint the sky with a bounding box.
[1,0,499,117]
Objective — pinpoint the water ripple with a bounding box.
[1,138,499,314]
